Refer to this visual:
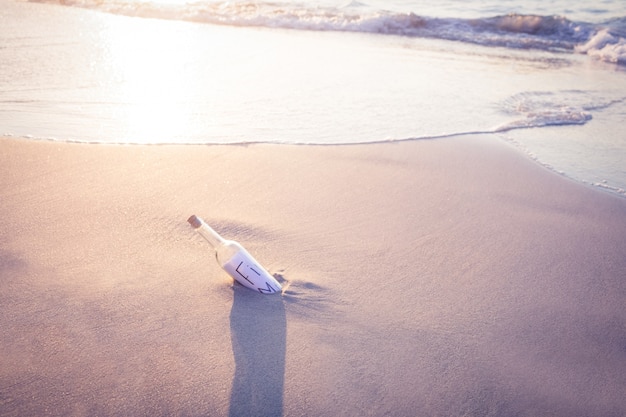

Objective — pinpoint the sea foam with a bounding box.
[576,29,626,64]
[27,0,626,65]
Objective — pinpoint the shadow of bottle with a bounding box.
[228,284,286,417]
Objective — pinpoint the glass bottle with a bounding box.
[188,215,282,294]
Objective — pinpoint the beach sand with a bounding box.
[1,135,625,416]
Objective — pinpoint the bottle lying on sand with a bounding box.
[188,215,282,294]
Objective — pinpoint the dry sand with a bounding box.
[1,135,625,416]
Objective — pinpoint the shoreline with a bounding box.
[1,135,625,416]
[4,0,626,197]
[5,132,626,201]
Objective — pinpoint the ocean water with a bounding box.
[1,0,625,196]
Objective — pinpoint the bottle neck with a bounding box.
[197,224,224,248]
[188,215,225,249]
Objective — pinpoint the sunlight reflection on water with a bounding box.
[102,18,207,143]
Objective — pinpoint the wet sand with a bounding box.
[1,136,625,416]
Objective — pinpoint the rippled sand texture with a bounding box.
[1,136,625,416]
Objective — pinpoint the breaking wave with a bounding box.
[27,0,626,65]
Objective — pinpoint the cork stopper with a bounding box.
[187,215,203,229]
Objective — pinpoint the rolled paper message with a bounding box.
[188,215,282,294]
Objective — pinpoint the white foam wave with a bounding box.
[495,91,626,132]
[576,29,626,64]
[27,0,626,65]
